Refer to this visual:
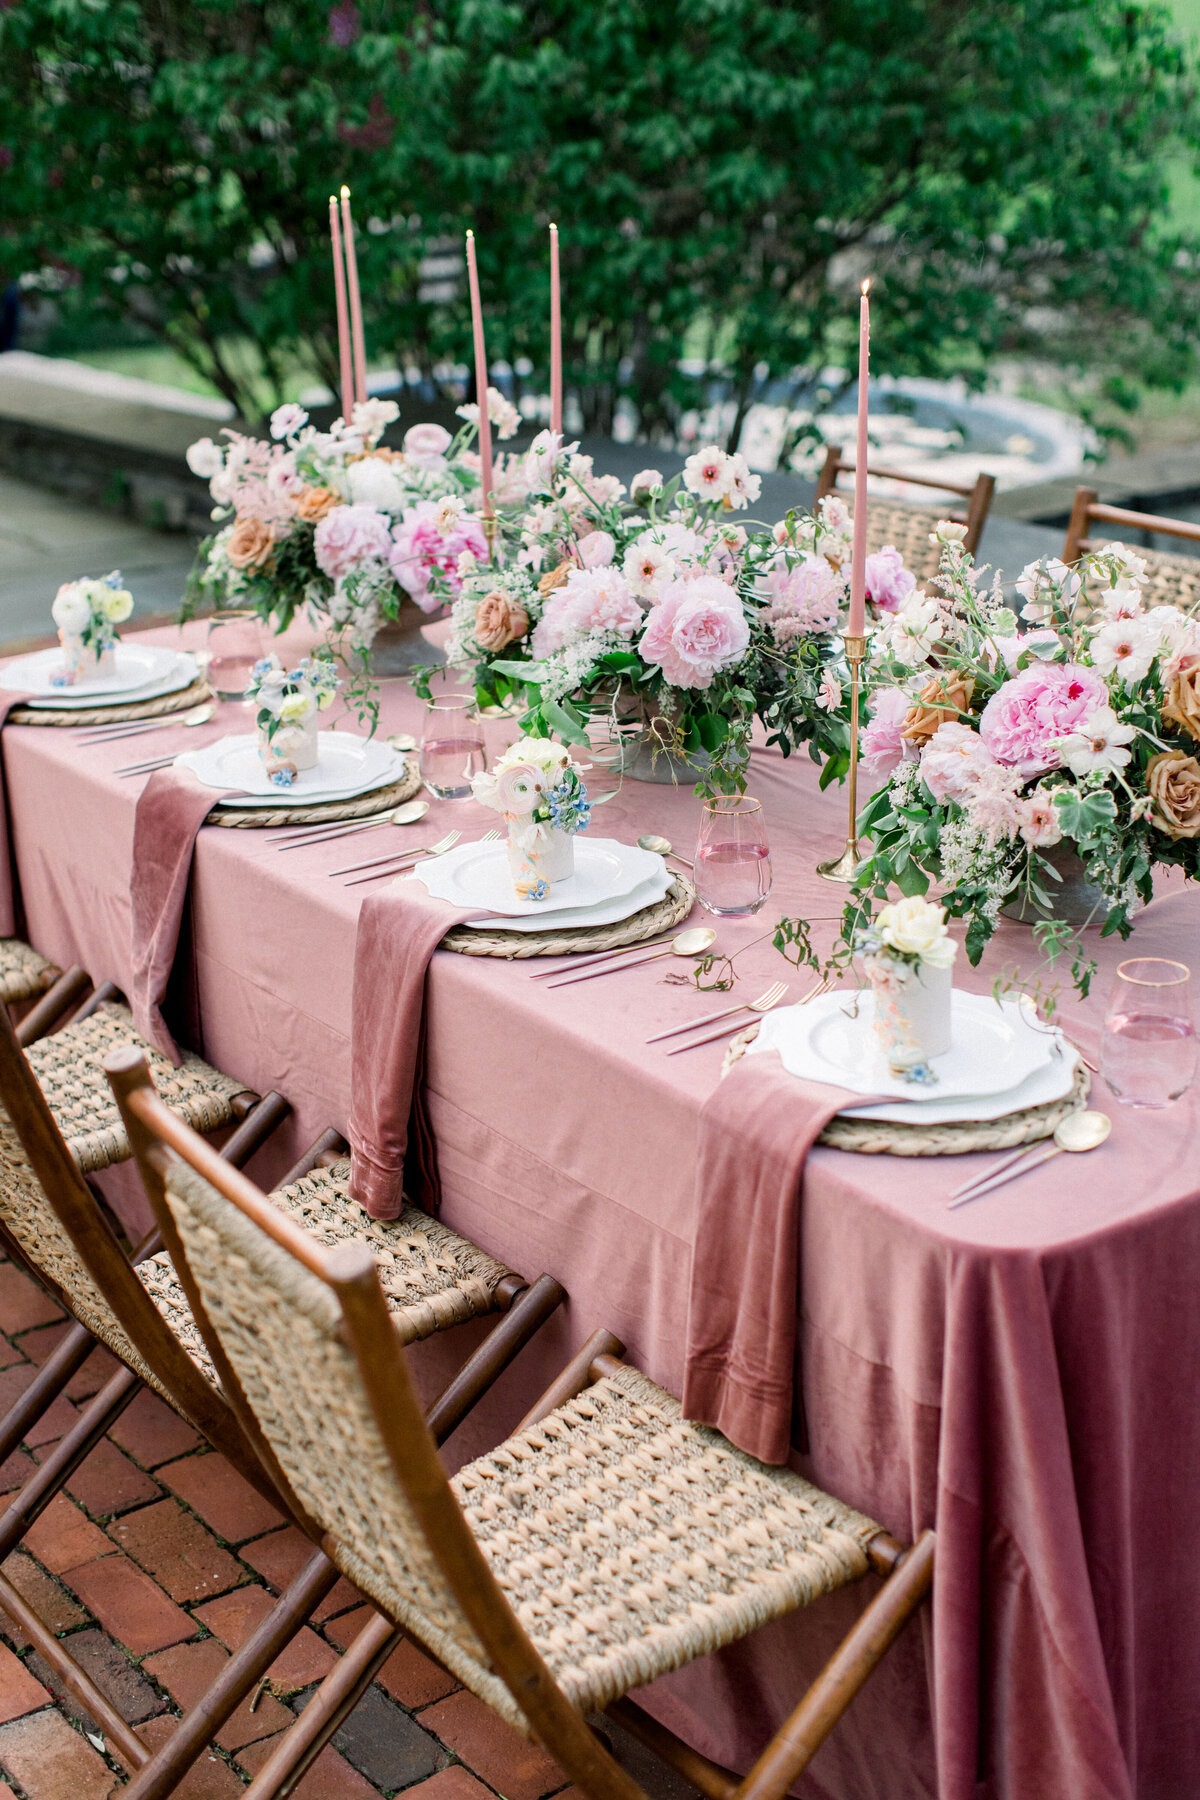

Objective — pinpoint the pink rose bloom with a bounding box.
[403,423,452,468]
[1018,791,1063,848]
[578,529,616,569]
[920,721,998,801]
[760,555,844,646]
[863,545,916,614]
[313,503,393,580]
[388,502,488,613]
[639,575,749,690]
[531,568,644,657]
[978,662,1107,777]
[859,687,911,779]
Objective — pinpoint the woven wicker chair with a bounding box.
[0,1016,564,1799]
[815,444,995,578]
[1063,487,1200,609]
[109,1051,936,1800]
[0,937,59,1006]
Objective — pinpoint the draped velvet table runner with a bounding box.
[6,616,1200,1800]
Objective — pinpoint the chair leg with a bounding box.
[733,1529,936,1800]
[220,1091,290,1167]
[605,1699,740,1800]
[241,1611,403,1800]
[119,1548,341,1800]
[15,967,92,1047]
[425,1274,565,1445]
[275,1128,348,1190]
[67,979,121,1025]
[0,1365,140,1559]
[0,1317,94,1467]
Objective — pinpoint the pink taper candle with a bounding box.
[329,196,354,422]
[465,229,494,517]
[847,278,871,639]
[339,186,368,409]
[549,222,562,437]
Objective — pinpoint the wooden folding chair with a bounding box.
[0,1013,564,1797]
[1062,486,1200,609]
[109,1047,935,1800]
[815,443,994,575]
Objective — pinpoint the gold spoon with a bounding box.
[269,798,430,848]
[637,834,694,870]
[76,702,216,745]
[948,1110,1112,1209]
[543,926,717,988]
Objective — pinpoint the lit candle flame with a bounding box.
[340,185,350,200]
[861,278,871,296]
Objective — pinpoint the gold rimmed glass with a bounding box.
[1101,957,1196,1109]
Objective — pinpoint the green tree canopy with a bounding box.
[3,0,1199,442]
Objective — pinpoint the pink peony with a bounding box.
[403,422,452,468]
[859,687,912,779]
[760,555,844,644]
[863,545,916,614]
[387,502,488,613]
[313,503,393,580]
[530,567,644,657]
[639,575,749,690]
[578,529,616,569]
[920,721,999,801]
[978,662,1107,777]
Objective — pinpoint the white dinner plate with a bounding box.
[0,643,193,701]
[462,866,673,932]
[747,988,1059,1104]
[174,731,402,803]
[414,836,663,918]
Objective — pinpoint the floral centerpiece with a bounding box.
[852,528,1200,975]
[470,735,590,900]
[50,571,133,685]
[444,449,869,791]
[185,391,519,681]
[855,895,957,1080]
[246,654,340,786]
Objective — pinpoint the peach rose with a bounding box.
[226,517,275,569]
[537,560,573,600]
[900,674,976,743]
[1162,653,1200,742]
[295,485,339,524]
[475,588,529,652]
[1147,749,1200,838]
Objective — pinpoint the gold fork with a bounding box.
[647,980,790,1045]
[334,830,461,881]
[663,981,791,1054]
[340,827,500,887]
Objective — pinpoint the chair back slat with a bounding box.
[814,446,994,562]
[1063,487,1200,611]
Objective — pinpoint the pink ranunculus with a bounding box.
[388,501,488,613]
[530,567,644,658]
[863,545,916,614]
[577,529,616,569]
[760,555,844,643]
[403,422,452,468]
[313,503,393,580]
[495,762,544,816]
[639,575,749,690]
[859,687,912,779]
[978,661,1107,778]
[919,721,998,801]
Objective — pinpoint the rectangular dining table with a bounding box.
[6,617,1199,1800]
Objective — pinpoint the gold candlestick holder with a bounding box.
[482,511,499,564]
[817,633,867,883]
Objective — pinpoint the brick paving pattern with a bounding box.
[0,1254,681,1799]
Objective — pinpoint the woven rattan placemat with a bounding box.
[441,874,697,959]
[206,759,421,828]
[10,678,212,728]
[723,1020,1090,1155]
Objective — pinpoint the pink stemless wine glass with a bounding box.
[1101,957,1196,1109]
[694,795,772,917]
[204,610,266,702]
[419,694,485,800]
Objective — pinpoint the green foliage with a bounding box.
[2,1,1200,429]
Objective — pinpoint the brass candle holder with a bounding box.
[482,511,499,563]
[817,633,867,883]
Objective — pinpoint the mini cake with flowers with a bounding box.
[856,896,958,1081]
[471,736,591,901]
[50,572,134,685]
[245,655,340,787]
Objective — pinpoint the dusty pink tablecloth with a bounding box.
[6,616,1200,1800]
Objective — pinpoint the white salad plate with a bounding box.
[414,836,663,919]
[746,988,1061,1109]
[461,865,673,932]
[0,645,198,705]
[174,732,402,804]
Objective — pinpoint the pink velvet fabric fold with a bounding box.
[347,882,474,1220]
[129,767,227,1062]
[0,694,33,937]
[683,1049,876,1466]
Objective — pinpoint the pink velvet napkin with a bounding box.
[129,766,228,1063]
[347,882,474,1220]
[0,692,33,936]
[683,1047,875,1466]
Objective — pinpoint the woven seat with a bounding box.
[840,496,957,584]
[25,1002,248,1174]
[1064,488,1200,608]
[0,939,60,1006]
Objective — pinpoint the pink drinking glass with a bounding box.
[1101,957,1196,1109]
[419,694,485,800]
[204,610,266,702]
[694,795,772,917]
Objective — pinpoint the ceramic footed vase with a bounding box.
[57,631,116,686]
[871,959,952,1075]
[258,714,319,783]
[368,596,446,676]
[507,819,574,900]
